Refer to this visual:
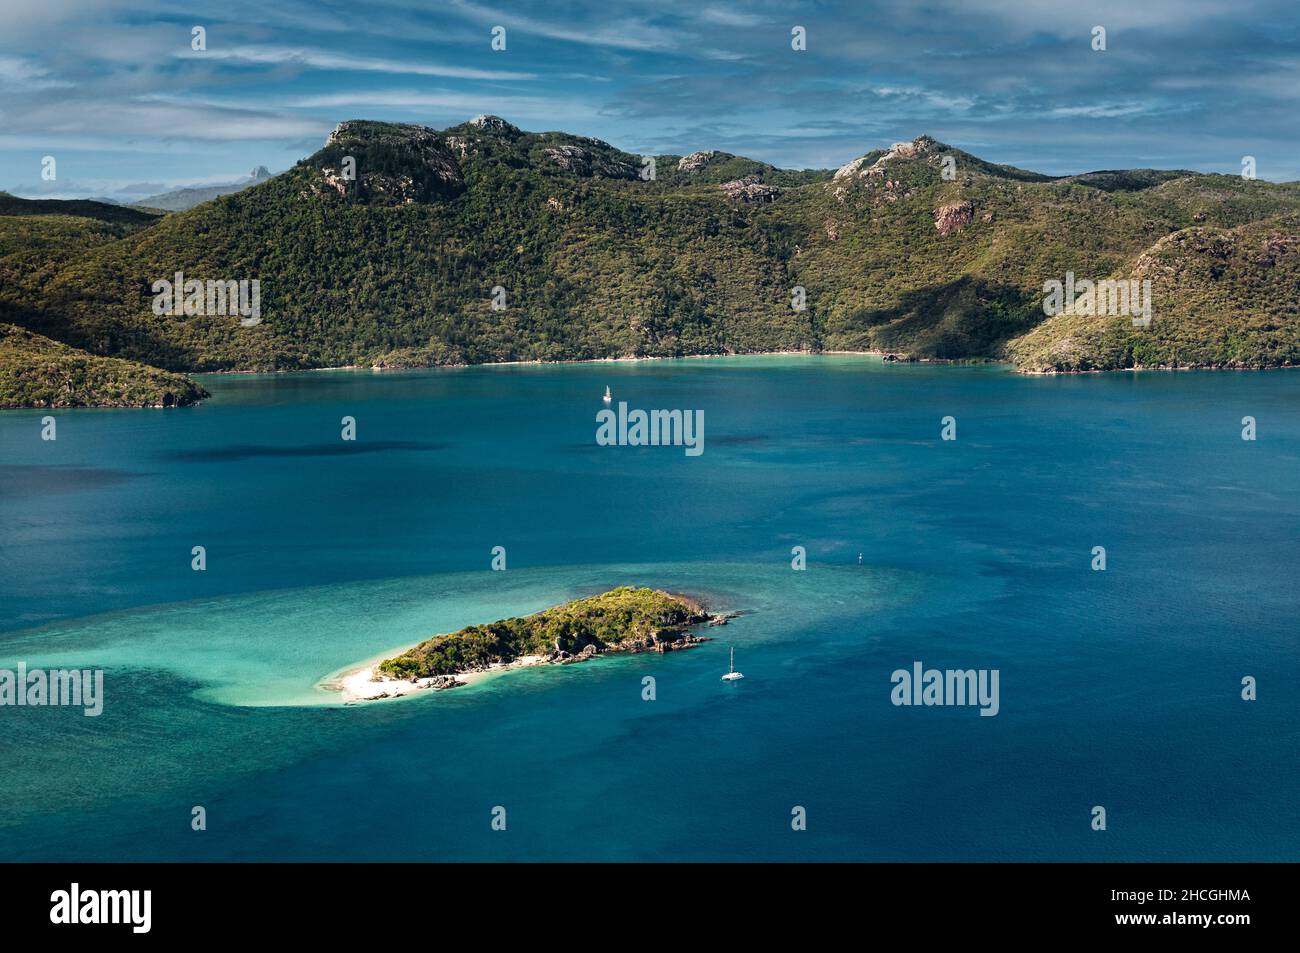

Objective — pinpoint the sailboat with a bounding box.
[603,385,612,403]
[721,645,744,681]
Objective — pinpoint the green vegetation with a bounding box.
[1007,213,1300,371]
[2,118,1299,406]
[0,191,161,226]
[377,587,710,678]
[0,323,208,408]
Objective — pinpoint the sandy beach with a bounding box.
[325,654,551,703]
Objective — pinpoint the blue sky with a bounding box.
[2,0,1297,199]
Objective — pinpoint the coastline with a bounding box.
[198,349,1300,380]
[202,348,890,375]
[15,349,1293,413]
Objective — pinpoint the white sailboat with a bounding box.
[721,645,744,681]
[603,385,612,403]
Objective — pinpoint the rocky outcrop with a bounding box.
[312,121,464,204]
[678,150,723,172]
[719,176,781,203]
[541,142,639,179]
[469,114,521,136]
[831,136,941,201]
[834,136,938,182]
[422,675,464,690]
[933,200,975,235]
[600,630,711,655]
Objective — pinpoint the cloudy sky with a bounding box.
[2,0,1297,199]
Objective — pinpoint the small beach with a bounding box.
[326,653,551,702]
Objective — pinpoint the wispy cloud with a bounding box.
[184,45,536,81]
[0,53,72,90]
[287,89,600,122]
[444,0,690,51]
[2,0,1299,192]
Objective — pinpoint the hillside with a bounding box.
[0,191,161,226]
[2,117,1299,406]
[0,323,207,408]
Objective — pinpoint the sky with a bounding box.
[1,0,1297,200]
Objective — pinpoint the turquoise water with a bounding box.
[1,356,1297,861]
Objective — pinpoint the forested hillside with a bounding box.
[2,115,1298,406]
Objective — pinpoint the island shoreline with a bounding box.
[321,589,730,704]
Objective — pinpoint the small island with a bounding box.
[332,586,726,702]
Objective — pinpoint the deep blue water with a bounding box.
[1,356,1297,861]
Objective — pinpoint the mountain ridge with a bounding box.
[134,166,275,212]
[1,116,1298,406]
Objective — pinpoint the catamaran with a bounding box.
[721,645,744,681]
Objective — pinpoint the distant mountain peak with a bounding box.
[248,166,271,181]
[468,114,520,136]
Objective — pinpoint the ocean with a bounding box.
[1,355,1296,860]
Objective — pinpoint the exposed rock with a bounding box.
[546,196,564,211]
[678,150,722,172]
[834,136,938,182]
[542,143,638,179]
[469,114,521,136]
[831,136,943,200]
[646,632,708,653]
[933,201,975,235]
[561,643,599,664]
[719,176,781,203]
[833,156,875,181]
[312,121,464,204]
[825,220,840,240]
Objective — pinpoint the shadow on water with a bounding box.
[0,464,144,496]
[160,440,448,463]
